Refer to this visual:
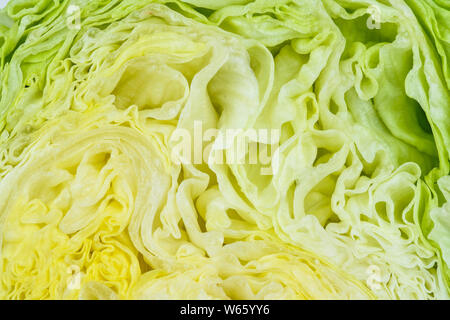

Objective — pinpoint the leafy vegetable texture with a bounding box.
[0,0,449,300]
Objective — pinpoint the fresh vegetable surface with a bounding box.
[0,0,449,299]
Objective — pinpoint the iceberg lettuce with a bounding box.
[0,0,449,299]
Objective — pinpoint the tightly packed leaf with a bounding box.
[0,0,449,300]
